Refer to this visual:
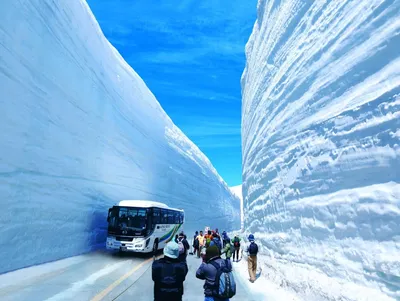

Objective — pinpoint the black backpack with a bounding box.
[158,262,180,294]
[233,237,240,248]
[194,237,199,248]
[248,242,258,255]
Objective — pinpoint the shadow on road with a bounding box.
[109,249,164,260]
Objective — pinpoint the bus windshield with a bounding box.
[108,207,149,235]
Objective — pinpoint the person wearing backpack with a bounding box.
[246,234,258,283]
[221,238,232,261]
[152,241,188,301]
[209,233,222,251]
[177,232,190,262]
[222,231,228,248]
[231,235,241,262]
[196,245,236,301]
[204,230,213,248]
[192,231,199,255]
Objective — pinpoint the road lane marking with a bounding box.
[0,255,93,297]
[91,258,153,301]
[46,261,128,301]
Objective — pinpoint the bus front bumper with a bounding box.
[106,236,149,252]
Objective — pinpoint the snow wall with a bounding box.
[230,185,244,230]
[0,0,240,274]
[241,0,400,300]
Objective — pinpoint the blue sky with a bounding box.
[87,0,257,186]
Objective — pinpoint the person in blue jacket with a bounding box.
[209,233,222,251]
[196,245,233,301]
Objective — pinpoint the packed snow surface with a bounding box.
[241,0,400,300]
[0,0,239,274]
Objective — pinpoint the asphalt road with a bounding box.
[0,251,264,301]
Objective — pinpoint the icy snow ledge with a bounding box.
[241,0,400,300]
[0,1,239,273]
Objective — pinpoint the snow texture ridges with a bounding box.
[0,0,239,274]
[241,0,400,300]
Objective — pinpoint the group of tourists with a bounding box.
[151,228,259,301]
[192,229,241,263]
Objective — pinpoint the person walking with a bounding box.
[209,233,222,251]
[231,235,241,262]
[222,231,228,248]
[177,231,190,262]
[196,231,205,258]
[246,234,259,283]
[152,241,188,301]
[221,238,232,261]
[196,245,235,301]
[205,230,213,248]
[192,231,199,255]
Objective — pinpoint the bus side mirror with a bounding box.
[107,217,110,222]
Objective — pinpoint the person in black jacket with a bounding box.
[192,231,199,255]
[152,241,188,301]
[177,231,190,262]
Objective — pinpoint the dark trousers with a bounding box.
[233,248,240,261]
[178,253,187,263]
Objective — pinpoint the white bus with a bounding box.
[106,200,185,253]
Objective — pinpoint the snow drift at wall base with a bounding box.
[0,0,239,274]
[241,0,400,300]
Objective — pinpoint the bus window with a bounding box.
[118,208,147,229]
[173,212,179,224]
[108,207,119,228]
[168,210,174,224]
[152,208,160,224]
[161,209,168,224]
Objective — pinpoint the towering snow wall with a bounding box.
[230,185,244,230]
[242,0,400,300]
[0,0,239,274]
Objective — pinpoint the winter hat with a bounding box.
[206,245,220,259]
[248,234,255,241]
[164,241,179,259]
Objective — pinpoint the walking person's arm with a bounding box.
[196,263,206,280]
[151,261,159,282]
[183,239,190,250]
[178,262,189,281]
